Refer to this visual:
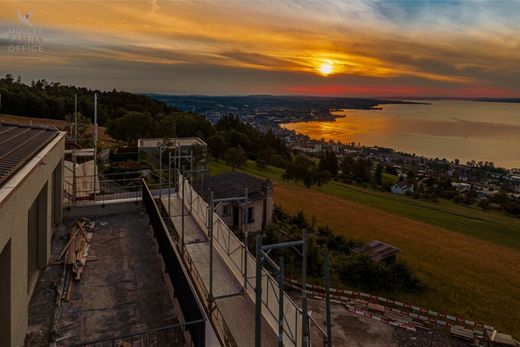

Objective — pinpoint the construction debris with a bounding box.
[60,218,95,282]
[49,218,95,345]
[485,330,518,347]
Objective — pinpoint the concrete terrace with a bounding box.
[27,206,179,346]
[160,196,278,347]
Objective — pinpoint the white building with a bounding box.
[391,181,414,195]
[195,172,273,234]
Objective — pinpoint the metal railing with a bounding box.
[177,174,328,347]
[72,320,205,347]
[64,170,169,208]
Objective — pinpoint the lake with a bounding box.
[281,100,520,169]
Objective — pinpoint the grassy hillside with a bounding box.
[211,160,520,250]
[210,159,520,335]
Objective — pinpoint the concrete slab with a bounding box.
[26,210,178,346]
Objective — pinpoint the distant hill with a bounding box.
[148,94,425,115]
[0,74,174,125]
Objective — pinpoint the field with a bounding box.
[211,160,520,335]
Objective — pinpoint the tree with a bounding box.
[374,163,384,185]
[353,158,372,183]
[385,164,398,175]
[318,150,338,177]
[106,111,155,143]
[283,155,316,185]
[256,158,267,170]
[339,155,355,181]
[269,154,288,169]
[224,146,247,170]
[314,170,332,187]
[207,134,228,161]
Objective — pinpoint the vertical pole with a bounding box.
[174,147,179,191]
[209,191,214,303]
[159,146,163,198]
[72,149,77,205]
[190,149,194,174]
[324,248,332,347]
[302,229,308,347]
[181,168,185,248]
[255,234,263,347]
[74,93,78,143]
[189,173,193,213]
[177,146,181,184]
[168,151,171,215]
[243,188,249,289]
[278,256,285,347]
[93,93,97,203]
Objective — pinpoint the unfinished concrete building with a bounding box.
[0,122,65,347]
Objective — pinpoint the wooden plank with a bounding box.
[58,233,75,260]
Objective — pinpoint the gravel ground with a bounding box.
[394,326,473,347]
[302,295,475,347]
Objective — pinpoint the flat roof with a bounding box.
[138,137,206,148]
[0,121,59,187]
[27,210,179,345]
[195,171,272,200]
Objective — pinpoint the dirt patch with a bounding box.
[305,297,472,347]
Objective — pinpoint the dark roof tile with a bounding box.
[0,122,59,187]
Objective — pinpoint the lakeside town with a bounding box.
[155,95,520,214]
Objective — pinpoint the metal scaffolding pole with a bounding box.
[209,191,214,303]
[93,93,98,203]
[168,151,171,215]
[256,238,305,347]
[278,256,285,347]
[181,169,185,248]
[324,248,332,347]
[243,187,249,289]
[159,145,163,198]
[302,229,309,347]
[74,93,78,143]
[255,234,263,347]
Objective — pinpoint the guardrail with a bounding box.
[72,320,205,347]
[284,278,496,336]
[178,174,326,347]
[64,170,169,208]
[142,179,206,347]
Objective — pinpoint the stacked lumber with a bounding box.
[50,218,96,343]
[485,330,519,347]
[57,218,95,301]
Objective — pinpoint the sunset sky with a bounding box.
[1,0,519,97]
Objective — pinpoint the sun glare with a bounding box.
[318,62,334,76]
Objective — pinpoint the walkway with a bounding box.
[161,196,278,347]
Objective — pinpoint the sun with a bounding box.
[318,62,334,76]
